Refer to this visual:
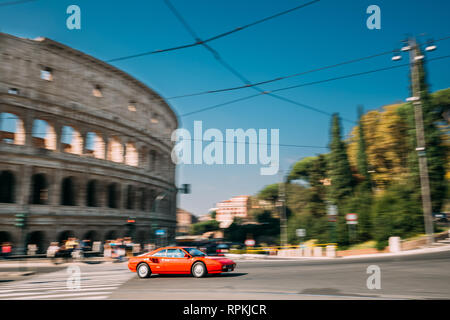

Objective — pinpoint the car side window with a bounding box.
[166,249,185,258]
[151,249,167,257]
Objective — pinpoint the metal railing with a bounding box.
[233,243,338,254]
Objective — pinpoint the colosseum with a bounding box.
[0,32,178,253]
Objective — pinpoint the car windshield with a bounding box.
[185,247,206,257]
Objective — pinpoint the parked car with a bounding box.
[433,213,448,223]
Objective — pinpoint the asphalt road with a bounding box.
[0,250,449,299]
[110,250,450,300]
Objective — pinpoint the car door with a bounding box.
[163,249,191,273]
[149,249,167,273]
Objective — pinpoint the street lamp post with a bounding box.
[278,171,288,248]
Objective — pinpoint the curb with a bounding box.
[225,244,450,261]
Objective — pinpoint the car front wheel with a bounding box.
[191,262,207,278]
[137,263,151,279]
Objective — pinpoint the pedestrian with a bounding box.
[103,242,112,261]
[47,242,59,262]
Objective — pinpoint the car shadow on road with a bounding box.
[152,272,247,278]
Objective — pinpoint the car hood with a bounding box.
[205,256,235,265]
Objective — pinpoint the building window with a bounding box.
[128,101,137,112]
[40,68,53,81]
[92,85,103,98]
[8,88,19,95]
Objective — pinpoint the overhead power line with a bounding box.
[0,0,36,7]
[167,51,394,99]
[168,34,450,99]
[179,54,450,118]
[162,0,357,123]
[107,0,320,63]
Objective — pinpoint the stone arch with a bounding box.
[0,170,15,203]
[86,180,98,207]
[104,230,117,241]
[0,112,25,145]
[61,176,76,206]
[30,173,48,205]
[32,119,56,150]
[25,231,46,254]
[139,146,149,170]
[83,230,100,242]
[126,185,135,210]
[107,182,120,208]
[107,136,123,163]
[57,230,75,244]
[138,187,146,211]
[148,189,156,212]
[125,142,139,166]
[149,150,158,171]
[0,231,12,244]
[61,125,83,155]
[85,131,105,159]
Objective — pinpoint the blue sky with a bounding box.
[1,0,450,215]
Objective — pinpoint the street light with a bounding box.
[425,39,437,52]
[392,50,402,61]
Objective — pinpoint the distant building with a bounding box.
[198,213,213,222]
[216,195,250,228]
[176,208,198,235]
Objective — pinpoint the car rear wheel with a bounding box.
[191,262,207,278]
[137,263,151,279]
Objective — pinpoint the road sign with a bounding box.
[15,213,27,228]
[155,229,166,236]
[346,213,358,224]
[327,205,338,216]
[296,229,306,237]
[245,239,255,247]
[181,184,191,194]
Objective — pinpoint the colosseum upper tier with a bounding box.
[0,32,178,252]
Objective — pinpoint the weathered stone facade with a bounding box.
[0,33,178,253]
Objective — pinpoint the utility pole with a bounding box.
[408,37,434,245]
[278,171,288,247]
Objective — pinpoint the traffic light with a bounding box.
[15,213,27,228]
[181,184,191,194]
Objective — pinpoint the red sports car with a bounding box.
[128,246,237,278]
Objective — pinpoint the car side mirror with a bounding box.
[184,254,191,258]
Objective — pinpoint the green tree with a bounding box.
[288,156,317,182]
[356,106,372,192]
[190,220,220,235]
[372,184,423,250]
[257,183,279,205]
[329,113,354,203]
[329,113,354,246]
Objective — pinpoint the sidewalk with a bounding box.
[0,257,108,268]
[0,271,35,281]
[225,243,450,261]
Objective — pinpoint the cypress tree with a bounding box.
[329,113,354,203]
[356,105,372,192]
[329,113,354,246]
